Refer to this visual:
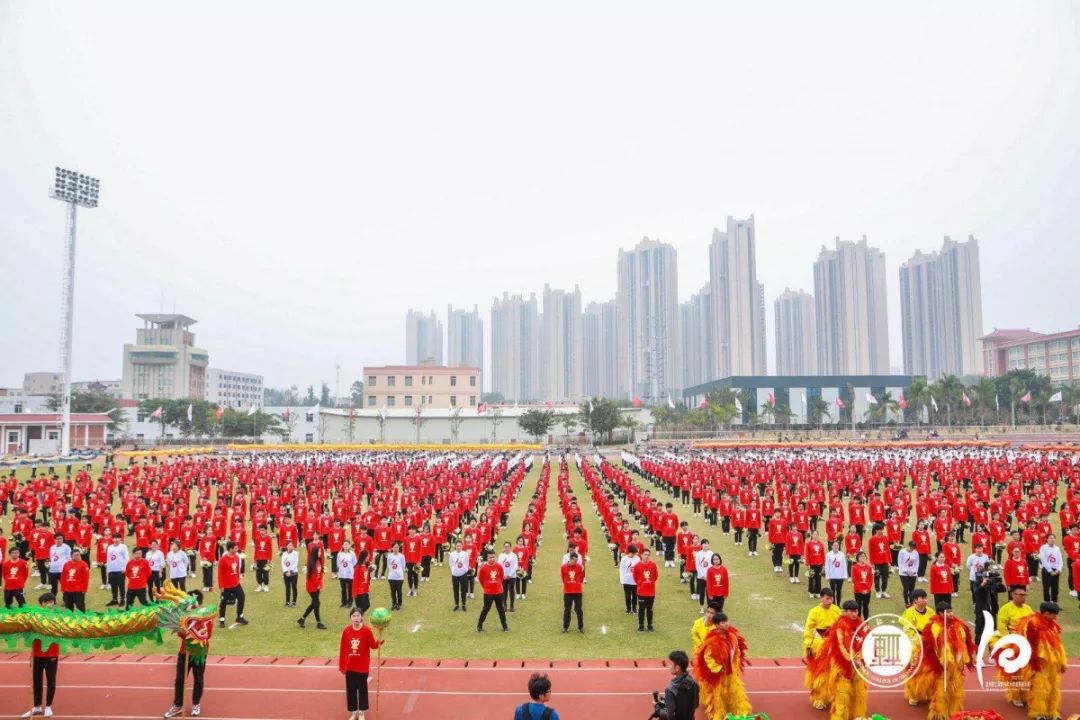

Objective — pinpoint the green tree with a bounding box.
[807,396,832,427]
[264,386,300,406]
[449,407,465,443]
[577,398,621,443]
[220,407,283,439]
[48,391,126,431]
[482,392,505,405]
[903,378,931,425]
[864,391,899,424]
[932,374,964,426]
[619,414,642,443]
[759,399,776,425]
[970,377,999,426]
[350,381,364,407]
[304,385,317,404]
[490,406,504,440]
[319,382,332,407]
[517,409,555,442]
[558,413,578,438]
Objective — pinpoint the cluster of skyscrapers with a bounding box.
[404,220,984,403]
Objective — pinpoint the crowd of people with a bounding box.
[1,444,1077,720]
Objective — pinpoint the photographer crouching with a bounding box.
[649,651,699,720]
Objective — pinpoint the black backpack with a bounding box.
[519,703,554,720]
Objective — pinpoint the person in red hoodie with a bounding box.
[850,551,874,620]
[868,524,892,600]
[125,547,152,609]
[352,550,372,616]
[632,548,658,632]
[3,546,29,608]
[22,592,60,719]
[560,552,585,634]
[60,548,89,612]
[476,550,508,632]
[805,531,826,600]
[217,541,248,628]
[785,523,805,585]
[339,607,383,720]
[298,538,326,630]
[928,551,954,612]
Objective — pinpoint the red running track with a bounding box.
[0,653,1078,719]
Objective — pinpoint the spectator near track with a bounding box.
[514,673,560,720]
[4,546,29,607]
[163,589,212,719]
[21,592,60,719]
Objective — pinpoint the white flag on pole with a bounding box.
[247,404,258,416]
[186,404,193,423]
[865,393,878,405]
[667,394,675,410]
[1049,391,1063,403]
[734,397,743,413]
[801,392,807,407]
[931,395,939,412]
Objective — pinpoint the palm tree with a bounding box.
[864,391,899,424]
[759,400,776,425]
[933,375,964,426]
[904,378,931,425]
[619,415,642,443]
[1063,384,1080,424]
[970,377,998,427]
[808,397,831,428]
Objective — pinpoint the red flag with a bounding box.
[898,392,907,410]
[282,408,291,420]
[477,402,488,414]
[698,398,708,409]
[150,406,163,419]
[767,393,775,405]
[348,405,355,419]
[545,400,554,409]
[835,397,845,410]
[214,406,224,420]
[632,396,642,408]
[962,393,972,407]
[1021,391,1031,404]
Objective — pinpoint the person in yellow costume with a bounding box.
[992,585,1034,709]
[692,611,752,719]
[803,588,842,710]
[691,599,724,654]
[806,600,867,720]
[905,602,976,720]
[901,589,935,707]
[1010,601,1067,720]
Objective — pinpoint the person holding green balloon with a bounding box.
[338,606,390,720]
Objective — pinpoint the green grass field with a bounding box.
[7,457,1080,659]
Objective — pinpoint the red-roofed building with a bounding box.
[0,413,112,455]
[979,327,1080,381]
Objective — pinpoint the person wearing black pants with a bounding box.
[24,593,60,719]
[452,573,469,611]
[298,541,326,630]
[560,553,585,633]
[476,552,509,632]
[283,573,299,606]
[562,593,584,633]
[163,589,209,719]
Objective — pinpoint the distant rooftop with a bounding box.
[136,313,197,328]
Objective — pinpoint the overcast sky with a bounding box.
[2,2,1078,394]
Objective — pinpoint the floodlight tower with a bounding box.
[50,167,100,456]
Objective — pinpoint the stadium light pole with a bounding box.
[50,167,100,457]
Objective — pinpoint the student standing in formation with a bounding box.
[1038,534,1062,603]
[352,550,372,615]
[125,547,151,609]
[560,552,585,634]
[337,541,356,608]
[339,608,383,720]
[928,552,954,611]
[252,525,273,593]
[693,540,713,612]
[786,523,804,585]
[167,540,190,592]
[217,542,248,628]
[47,534,70,597]
[298,539,327,629]
[21,593,60,719]
[404,529,422,597]
[449,540,471,612]
[868,525,892,599]
[4,547,29,608]
[619,544,640,615]
[146,540,166,594]
[805,531,826,600]
[385,542,406,611]
[104,536,128,607]
[850,551,874,620]
[897,541,920,607]
[632,548,658,632]
[59,548,89,612]
[476,550,509,632]
[163,590,213,719]
[281,541,299,608]
[704,554,729,613]
[497,541,519,613]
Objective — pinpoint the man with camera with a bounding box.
[649,650,698,720]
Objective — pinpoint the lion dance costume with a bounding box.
[693,624,752,718]
[905,613,975,720]
[1006,612,1067,720]
[805,612,867,720]
[0,581,215,655]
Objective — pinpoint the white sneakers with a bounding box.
[881,592,891,599]
[21,709,51,718]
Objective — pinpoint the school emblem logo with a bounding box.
[852,614,923,688]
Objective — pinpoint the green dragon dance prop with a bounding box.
[0,581,216,656]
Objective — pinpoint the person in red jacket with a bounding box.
[476,550,508,632]
[632,548,658,632]
[928,552,954,611]
[1003,545,1031,588]
[252,524,273,593]
[298,538,326,630]
[868,524,892,600]
[805,531,826,599]
[22,592,60,719]
[60,548,89,612]
[125,547,152,609]
[352,550,372,616]
[217,541,249,628]
[560,552,585,634]
[3,546,29,608]
[339,607,383,720]
[704,553,729,612]
[850,551,874,620]
[785,523,805,584]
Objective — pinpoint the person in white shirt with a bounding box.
[336,542,356,609]
[448,540,471,612]
[281,541,299,608]
[166,540,190,592]
[497,541,519,612]
[48,534,71,597]
[146,539,166,594]
[104,537,129,607]
[693,539,714,609]
[824,541,848,604]
[1039,535,1062,604]
[385,543,406,611]
[619,544,641,615]
[897,540,920,607]
[966,545,990,603]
